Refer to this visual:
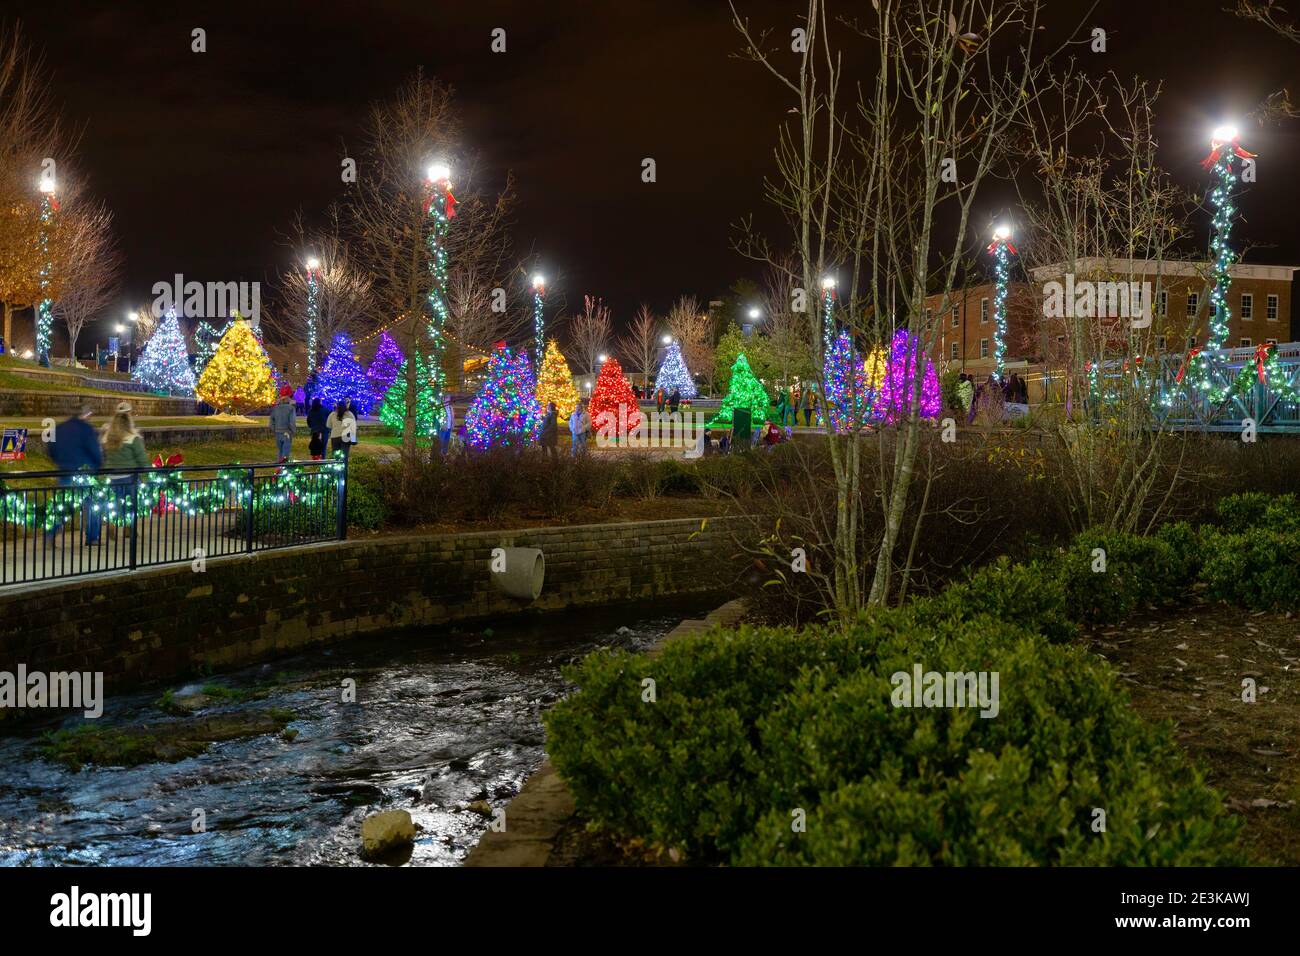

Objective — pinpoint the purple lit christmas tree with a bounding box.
[366,332,404,399]
[823,330,868,433]
[876,328,941,423]
[316,331,374,414]
[465,347,542,450]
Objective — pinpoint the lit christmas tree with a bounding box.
[316,332,374,414]
[864,344,888,394]
[535,338,581,422]
[366,332,404,400]
[823,331,868,433]
[707,352,772,426]
[195,320,278,414]
[876,328,941,423]
[193,319,230,376]
[465,347,542,450]
[589,356,642,439]
[133,308,196,395]
[653,341,697,398]
[379,349,441,438]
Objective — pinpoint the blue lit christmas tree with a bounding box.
[465,347,541,450]
[823,331,868,433]
[133,309,196,395]
[316,331,374,414]
[653,341,697,398]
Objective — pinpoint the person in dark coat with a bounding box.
[668,388,681,413]
[539,402,559,459]
[45,402,104,545]
[306,397,328,460]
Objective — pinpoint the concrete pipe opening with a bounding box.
[490,547,545,601]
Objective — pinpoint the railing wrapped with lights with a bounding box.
[0,457,348,587]
[1139,342,1300,432]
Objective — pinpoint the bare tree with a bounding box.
[667,295,716,393]
[619,304,660,388]
[568,295,611,375]
[271,204,372,370]
[52,199,121,361]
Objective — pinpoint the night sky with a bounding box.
[15,0,1300,347]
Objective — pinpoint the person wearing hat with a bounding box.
[269,385,297,462]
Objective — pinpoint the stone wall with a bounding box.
[0,390,198,418]
[0,517,743,706]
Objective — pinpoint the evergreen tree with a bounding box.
[465,347,542,449]
[317,332,374,414]
[823,331,868,433]
[707,352,772,426]
[195,321,278,413]
[193,318,230,376]
[379,349,441,439]
[534,338,581,422]
[133,309,196,395]
[653,341,697,398]
[589,356,642,438]
[366,331,404,399]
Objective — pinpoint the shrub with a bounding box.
[1199,526,1300,611]
[1058,529,1188,626]
[345,457,388,531]
[912,556,1075,643]
[1214,492,1300,534]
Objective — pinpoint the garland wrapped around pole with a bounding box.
[987,225,1017,380]
[532,274,546,371]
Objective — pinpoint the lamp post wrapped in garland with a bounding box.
[423,162,455,403]
[35,173,59,367]
[305,257,321,374]
[532,273,546,371]
[987,225,1016,380]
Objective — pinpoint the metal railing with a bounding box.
[0,458,348,587]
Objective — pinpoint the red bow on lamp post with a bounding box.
[1201,131,1257,170]
[423,184,456,219]
[1175,347,1202,384]
[986,237,1018,256]
[1254,342,1273,384]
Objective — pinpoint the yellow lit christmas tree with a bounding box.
[534,338,581,422]
[196,320,278,413]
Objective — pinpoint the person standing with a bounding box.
[655,387,666,414]
[326,399,357,462]
[306,397,328,460]
[539,401,559,460]
[44,401,104,546]
[102,407,149,537]
[800,387,814,427]
[668,388,681,414]
[439,392,455,456]
[569,398,589,457]
[269,385,297,462]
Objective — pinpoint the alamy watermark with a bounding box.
[890,663,1000,718]
[1042,275,1151,329]
[151,274,261,325]
[0,665,104,718]
[593,407,707,451]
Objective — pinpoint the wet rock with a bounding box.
[466,800,493,818]
[360,809,416,860]
[448,757,471,771]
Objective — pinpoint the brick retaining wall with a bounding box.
[0,517,743,707]
[0,390,198,417]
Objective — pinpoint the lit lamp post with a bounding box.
[532,273,546,370]
[986,224,1016,379]
[113,323,127,373]
[35,174,58,367]
[820,276,836,358]
[424,161,454,399]
[744,307,761,339]
[305,256,321,375]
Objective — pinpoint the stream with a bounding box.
[0,597,713,866]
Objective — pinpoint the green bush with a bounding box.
[1058,529,1189,626]
[547,612,1242,865]
[1199,526,1300,611]
[913,556,1075,643]
[1214,492,1299,534]
[345,457,388,531]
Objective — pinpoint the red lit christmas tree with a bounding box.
[588,356,642,440]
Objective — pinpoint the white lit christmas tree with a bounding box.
[133,308,196,395]
[653,341,697,398]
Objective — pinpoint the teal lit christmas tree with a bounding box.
[708,352,772,426]
[379,349,441,438]
[317,332,374,413]
[465,347,541,449]
[193,318,231,376]
[653,341,697,398]
[823,330,868,433]
[133,308,196,395]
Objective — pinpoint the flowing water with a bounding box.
[0,598,713,866]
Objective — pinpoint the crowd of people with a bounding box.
[955,371,1029,421]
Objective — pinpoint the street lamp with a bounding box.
[598,353,608,363]
[305,257,321,374]
[531,273,546,370]
[426,162,451,185]
[662,335,672,345]
[34,174,57,366]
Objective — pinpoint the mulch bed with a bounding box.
[1084,600,1300,865]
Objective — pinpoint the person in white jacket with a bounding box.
[568,399,589,457]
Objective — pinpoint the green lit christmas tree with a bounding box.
[708,352,772,426]
[379,349,442,439]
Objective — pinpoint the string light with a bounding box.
[653,341,696,398]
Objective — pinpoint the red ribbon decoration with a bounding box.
[1175,347,1201,384]
[444,187,456,219]
[986,238,1018,256]
[1255,342,1272,384]
[1201,135,1257,170]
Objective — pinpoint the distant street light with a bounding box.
[662,335,672,344]
[426,162,452,184]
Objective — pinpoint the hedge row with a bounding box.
[543,492,1298,866]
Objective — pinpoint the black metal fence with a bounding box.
[0,458,348,587]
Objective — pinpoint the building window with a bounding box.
[951,306,959,328]
[1240,293,1253,319]
[1156,335,1167,351]
[980,298,989,324]
[1267,294,1279,321]
[980,338,989,358]
[950,341,959,360]
[1056,335,1065,346]
[1186,292,1198,316]
[1240,337,1252,348]
[1158,290,1168,317]
[1187,336,1197,350]
[925,307,932,325]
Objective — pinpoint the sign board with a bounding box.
[0,427,28,460]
